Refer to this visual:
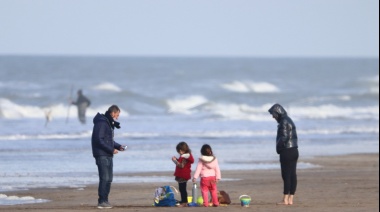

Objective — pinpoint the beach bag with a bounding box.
[153,186,178,207]
[218,190,231,204]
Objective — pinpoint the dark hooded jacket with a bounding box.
[268,104,298,154]
[91,112,121,157]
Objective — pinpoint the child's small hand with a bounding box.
[192,178,196,183]
[172,156,177,162]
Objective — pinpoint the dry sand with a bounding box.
[1,153,378,212]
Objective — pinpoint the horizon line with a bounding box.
[0,53,378,60]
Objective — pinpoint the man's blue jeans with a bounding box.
[95,156,113,204]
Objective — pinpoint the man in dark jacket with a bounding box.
[92,105,125,209]
[268,103,299,206]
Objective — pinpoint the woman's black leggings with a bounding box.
[280,148,299,195]
[178,182,188,203]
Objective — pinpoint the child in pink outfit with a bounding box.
[192,144,221,207]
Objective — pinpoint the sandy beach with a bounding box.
[1,153,378,212]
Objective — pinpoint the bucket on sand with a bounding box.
[239,195,251,207]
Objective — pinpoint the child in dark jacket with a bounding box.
[172,141,194,207]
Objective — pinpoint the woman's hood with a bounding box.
[268,103,287,122]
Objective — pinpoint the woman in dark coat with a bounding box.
[268,103,299,205]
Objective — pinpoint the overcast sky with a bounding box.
[0,0,378,58]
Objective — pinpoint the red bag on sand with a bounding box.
[218,190,231,204]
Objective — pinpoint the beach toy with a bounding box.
[187,183,200,207]
[196,196,204,206]
[187,196,193,203]
[192,183,198,204]
[239,195,251,207]
[188,202,198,207]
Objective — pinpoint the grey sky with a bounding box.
[0,0,378,58]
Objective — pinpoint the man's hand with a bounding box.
[119,146,126,151]
[113,149,119,154]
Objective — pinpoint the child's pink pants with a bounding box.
[200,176,219,207]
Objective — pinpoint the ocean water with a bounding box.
[0,56,378,205]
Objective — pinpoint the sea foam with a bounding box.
[92,82,122,92]
[167,95,208,114]
[221,81,280,93]
[0,194,49,206]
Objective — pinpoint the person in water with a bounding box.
[71,89,91,124]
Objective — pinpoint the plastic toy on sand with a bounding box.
[239,195,251,207]
[196,196,204,206]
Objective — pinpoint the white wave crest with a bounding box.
[201,103,379,121]
[299,95,352,104]
[0,125,378,142]
[92,82,122,92]
[221,81,280,93]
[0,131,92,141]
[291,105,379,120]
[202,103,274,121]
[298,127,379,135]
[167,95,208,114]
[0,99,128,119]
[0,194,49,206]
[0,98,46,119]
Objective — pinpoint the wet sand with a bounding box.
[1,153,378,212]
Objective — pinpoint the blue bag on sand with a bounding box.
[154,186,178,207]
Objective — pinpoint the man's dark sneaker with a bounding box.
[97,202,113,209]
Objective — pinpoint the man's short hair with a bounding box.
[107,105,120,113]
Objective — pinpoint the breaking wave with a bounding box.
[221,81,280,93]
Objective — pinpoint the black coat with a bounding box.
[268,104,298,154]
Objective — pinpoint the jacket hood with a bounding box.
[200,156,216,163]
[181,153,191,159]
[199,156,218,170]
[93,113,107,124]
[93,112,121,129]
[268,104,287,122]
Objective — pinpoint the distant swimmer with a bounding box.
[44,108,53,127]
[71,89,91,124]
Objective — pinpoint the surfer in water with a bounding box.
[71,89,91,124]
